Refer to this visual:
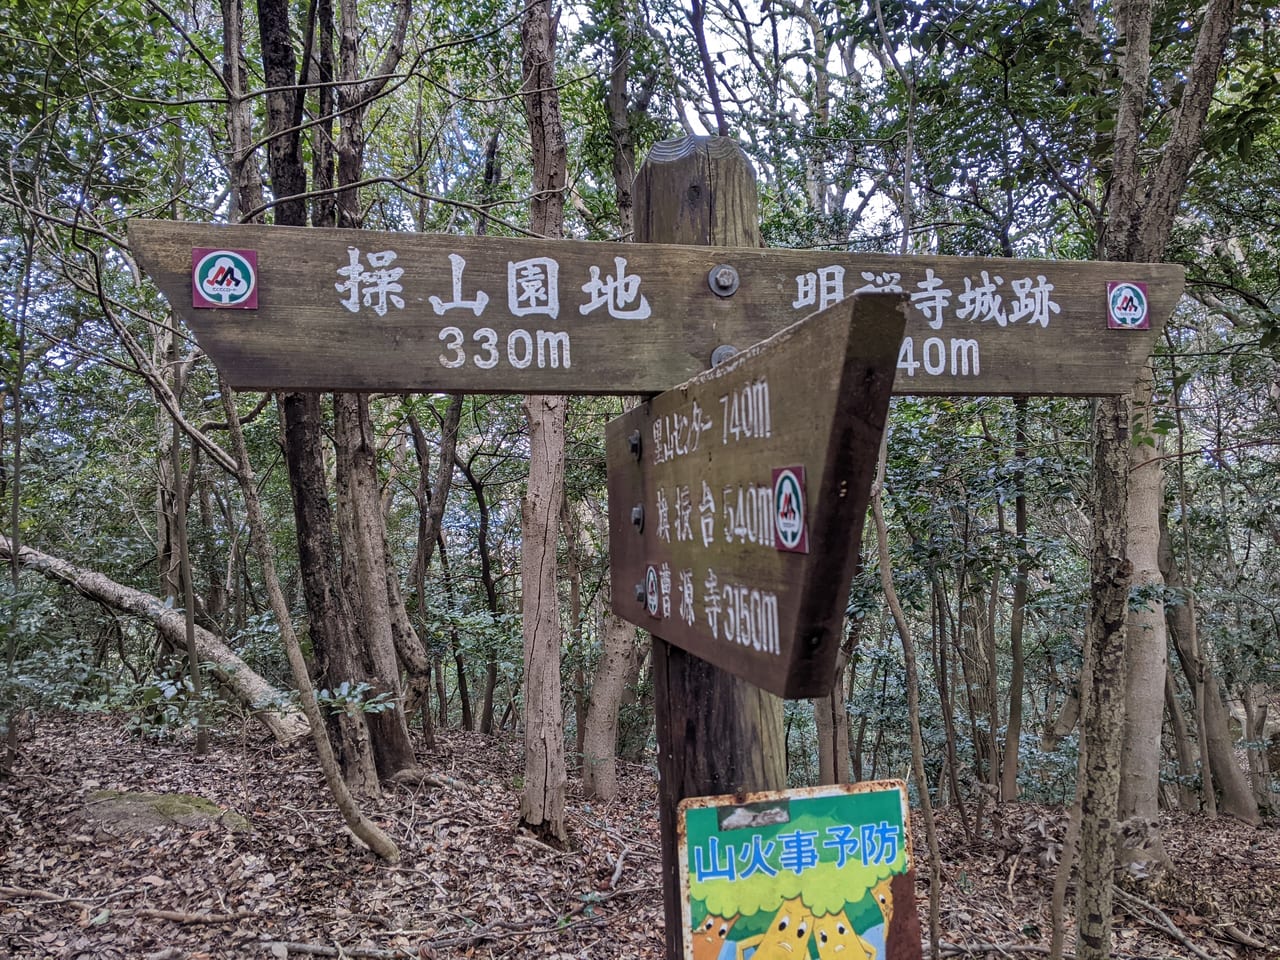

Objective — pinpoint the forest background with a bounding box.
[1,0,1279,958]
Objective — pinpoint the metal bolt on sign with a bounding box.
[708,264,739,297]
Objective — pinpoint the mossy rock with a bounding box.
[81,790,252,834]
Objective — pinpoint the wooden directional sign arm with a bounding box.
[128,218,1182,397]
[607,292,905,699]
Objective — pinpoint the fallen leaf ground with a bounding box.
[1,714,1277,959]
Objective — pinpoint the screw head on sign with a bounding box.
[708,264,740,297]
[711,344,739,367]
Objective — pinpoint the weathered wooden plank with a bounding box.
[128,219,1181,396]
[608,292,903,698]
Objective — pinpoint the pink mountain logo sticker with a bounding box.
[773,466,809,554]
[192,249,258,309]
[1107,281,1148,330]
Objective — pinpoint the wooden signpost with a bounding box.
[127,220,1181,397]
[126,134,1187,960]
[605,292,903,698]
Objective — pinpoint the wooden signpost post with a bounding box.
[127,134,1186,960]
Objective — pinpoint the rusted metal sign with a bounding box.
[128,220,1181,396]
[606,293,903,698]
[679,781,920,960]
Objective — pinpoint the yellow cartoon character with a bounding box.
[735,896,815,959]
[813,909,876,960]
[692,913,739,960]
[871,877,894,928]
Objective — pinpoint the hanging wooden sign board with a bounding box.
[128,220,1181,397]
[606,293,903,698]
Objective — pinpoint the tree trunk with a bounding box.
[1043,688,1080,750]
[1075,395,1132,960]
[564,495,587,765]
[281,393,380,795]
[218,0,266,223]
[1164,667,1199,811]
[518,0,570,845]
[403,398,463,745]
[458,459,504,736]
[0,535,306,744]
[814,649,851,786]
[1075,0,1243,949]
[1241,688,1272,812]
[325,0,418,778]
[582,612,645,800]
[873,440,941,956]
[931,573,970,836]
[1000,398,1029,802]
[1117,366,1171,867]
[257,0,378,794]
[333,394,418,778]
[434,536,474,732]
[1158,518,1259,822]
[519,396,569,840]
[816,539,866,787]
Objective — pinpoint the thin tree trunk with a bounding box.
[983,569,1002,796]
[3,229,32,775]
[458,459,503,735]
[219,0,266,224]
[170,430,209,755]
[1043,688,1081,750]
[403,398,463,746]
[563,493,587,765]
[815,537,866,786]
[1001,398,1029,802]
[872,440,940,958]
[814,648,851,785]
[434,536,473,732]
[1241,688,1273,812]
[582,612,644,800]
[931,572,971,839]
[218,381,398,862]
[1161,667,1197,809]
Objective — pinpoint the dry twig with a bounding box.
[1111,884,1214,960]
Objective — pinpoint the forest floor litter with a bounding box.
[1,714,1277,959]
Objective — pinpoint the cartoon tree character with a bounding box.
[734,896,815,959]
[692,913,739,960]
[813,909,876,960]
[871,877,894,928]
